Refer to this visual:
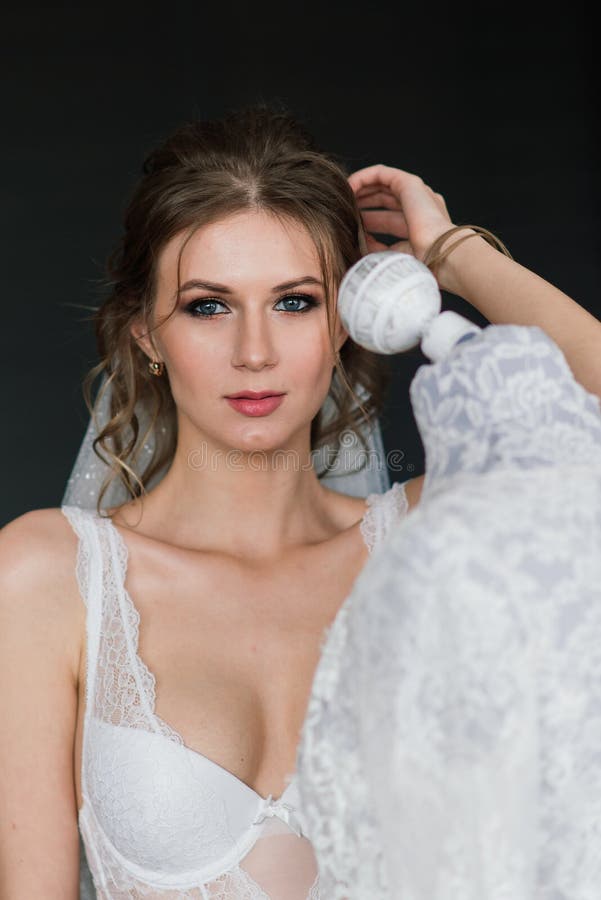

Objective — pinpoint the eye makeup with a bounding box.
[183,293,321,319]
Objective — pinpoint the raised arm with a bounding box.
[348,163,601,399]
[432,234,601,398]
[0,510,82,898]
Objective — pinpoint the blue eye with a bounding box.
[184,294,318,318]
[275,294,317,313]
[185,299,227,317]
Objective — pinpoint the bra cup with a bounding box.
[85,718,262,875]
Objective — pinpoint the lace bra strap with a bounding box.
[382,481,410,534]
[60,506,104,734]
[360,482,410,554]
[101,519,161,730]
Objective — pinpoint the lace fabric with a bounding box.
[297,482,410,900]
[297,325,601,899]
[63,482,408,899]
[357,463,601,899]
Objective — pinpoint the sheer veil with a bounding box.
[62,373,391,510]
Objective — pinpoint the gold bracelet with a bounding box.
[423,224,513,273]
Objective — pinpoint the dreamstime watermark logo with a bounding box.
[186,431,410,473]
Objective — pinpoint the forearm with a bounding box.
[438,234,601,398]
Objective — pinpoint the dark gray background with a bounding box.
[2,6,599,526]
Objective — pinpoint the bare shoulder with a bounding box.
[0,507,80,585]
[400,473,425,511]
[0,507,84,684]
[0,507,83,894]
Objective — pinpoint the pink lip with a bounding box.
[226,391,285,399]
[226,394,285,417]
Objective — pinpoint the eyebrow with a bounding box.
[177,276,324,295]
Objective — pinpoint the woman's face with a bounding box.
[132,209,348,454]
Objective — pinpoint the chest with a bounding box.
[74,520,370,809]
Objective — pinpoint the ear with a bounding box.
[130,317,154,360]
[332,303,350,356]
[334,321,349,355]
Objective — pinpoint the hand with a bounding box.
[347,164,455,263]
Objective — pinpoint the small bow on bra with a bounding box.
[252,794,305,838]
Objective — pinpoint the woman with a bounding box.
[0,103,412,899]
[1,103,599,898]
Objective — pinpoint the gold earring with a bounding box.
[148,359,165,376]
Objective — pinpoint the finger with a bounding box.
[354,189,404,211]
[363,235,415,257]
[350,168,431,225]
[348,163,418,196]
[434,192,450,215]
[350,166,434,229]
[360,208,409,236]
[364,233,392,253]
[389,240,415,256]
[348,164,434,218]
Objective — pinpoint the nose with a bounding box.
[231,308,278,370]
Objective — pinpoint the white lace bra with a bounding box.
[61,480,409,899]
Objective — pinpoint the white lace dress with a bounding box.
[297,324,601,900]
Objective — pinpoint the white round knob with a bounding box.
[421,310,483,362]
[337,252,441,354]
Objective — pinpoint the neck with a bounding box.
[114,422,343,562]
